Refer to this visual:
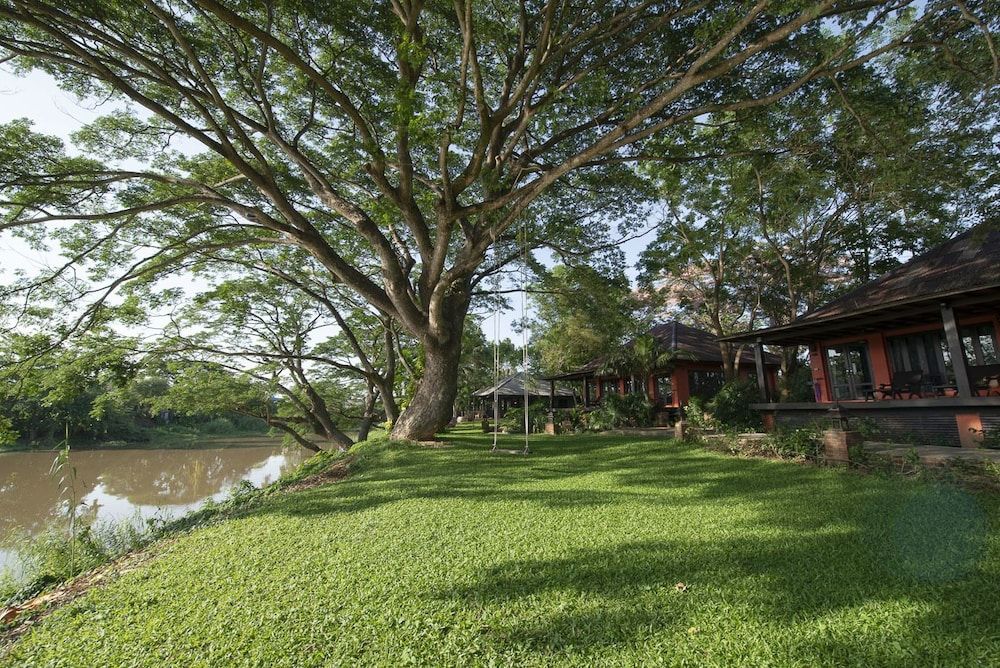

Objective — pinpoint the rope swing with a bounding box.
[491,219,530,456]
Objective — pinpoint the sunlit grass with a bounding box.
[7,426,1000,666]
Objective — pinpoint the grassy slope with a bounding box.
[8,427,1000,667]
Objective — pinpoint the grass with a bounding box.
[6,425,1000,666]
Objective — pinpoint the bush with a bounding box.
[778,365,815,402]
[501,401,548,434]
[707,380,762,432]
[683,396,716,431]
[197,417,235,434]
[587,394,653,431]
[562,407,587,433]
[767,426,822,459]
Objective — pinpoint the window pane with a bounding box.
[887,331,952,384]
[962,335,977,363]
[656,375,673,405]
[959,324,999,366]
[689,370,725,401]
[979,325,1000,364]
[601,379,618,399]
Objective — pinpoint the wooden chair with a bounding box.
[971,364,1000,397]
[873,370,923,400]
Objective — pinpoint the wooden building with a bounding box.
[724,224,1000,447]
[546,321,780,418]
[472,372,576,418]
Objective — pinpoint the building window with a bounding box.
[887,331,952,386]
[689,370,726,401]
[655,375,673,406]
[961,324,999,366]
[600,378,619,400]
[824,343,874,400]
[888,325,998,384]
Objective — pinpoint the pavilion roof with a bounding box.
[721,224,1000,346]
[472,372,576,398]
[546,320,780,380]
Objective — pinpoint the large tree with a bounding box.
[641,36,997,378]
[530,263,641,375]
[0,1,992,439]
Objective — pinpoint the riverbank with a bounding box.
[0,438,316,609]
[5,427,1000,665]
[0,430,275,453]
[0,448,350,648]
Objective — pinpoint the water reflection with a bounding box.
[0,440,308,573]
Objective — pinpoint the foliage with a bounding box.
[682,396,716,432]
[639,40,998,378]
[767,426,823,460]
[500,401,548,435]
[454,322,522,415]
[530,264,642,375]
[3,1,988,439]
[587,394,653,431]
[561,407,588,434]
[7,428,1000,666]
[777,366,816,403]
[707,380,763,432]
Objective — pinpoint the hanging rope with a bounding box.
[487,221,530,456]
[492,257,500,453]
[521,218,530,455]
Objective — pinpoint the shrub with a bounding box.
[683,396,716,431]
[198,417,235,434]
[587,394,653,431]
[707,380,763,432]
[767,426,822,459]
[501,401,548,434]
[562,407,587,433]
[778,365,815,402]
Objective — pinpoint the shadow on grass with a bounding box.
[248,429,1000,660]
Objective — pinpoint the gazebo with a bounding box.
[472,372,575,418]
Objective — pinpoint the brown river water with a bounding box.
[0,438,309,577]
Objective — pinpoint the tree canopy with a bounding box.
[0,0,996,438]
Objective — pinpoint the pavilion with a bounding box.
[471,372,575,418]
[546,320,780,422]
[723,224,1000,447]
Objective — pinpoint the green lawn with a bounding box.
[7,427,1000,666]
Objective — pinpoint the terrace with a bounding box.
[724,225,1000,447]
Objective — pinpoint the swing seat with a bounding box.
[490,448,529,456]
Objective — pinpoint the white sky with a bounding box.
[0,68,652,344]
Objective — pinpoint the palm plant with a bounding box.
[600,334,682,399]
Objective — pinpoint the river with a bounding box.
[0,438,310,578]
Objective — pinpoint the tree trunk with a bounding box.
[391,338,463,440]
[719,341,737,380]
[357,385,377,442]
[377,378,400,424]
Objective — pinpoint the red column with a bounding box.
[673,367,690,406]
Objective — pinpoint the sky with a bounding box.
[0,67,655,346]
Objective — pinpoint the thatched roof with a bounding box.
[473,372,576,398]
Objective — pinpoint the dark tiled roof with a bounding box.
[799,224,1000,322]
[473,371,576,398]
[551,320,780,378]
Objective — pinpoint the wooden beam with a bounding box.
[941,303,973,398]
[754,340,770,402]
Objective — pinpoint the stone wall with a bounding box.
[753,399,1000,448]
